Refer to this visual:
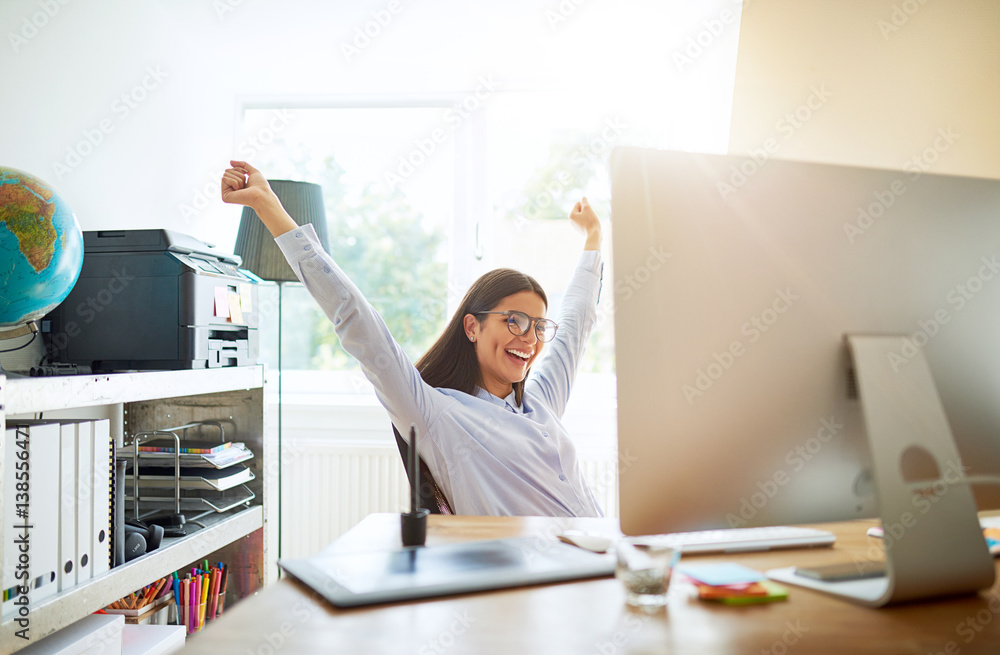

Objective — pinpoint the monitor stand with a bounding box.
[768,335,995,606]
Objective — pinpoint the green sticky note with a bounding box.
[711,580,789,605]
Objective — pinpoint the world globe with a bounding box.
[0,167,84,328]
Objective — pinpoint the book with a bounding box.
[137,442,232,455]
[117,443,253,469]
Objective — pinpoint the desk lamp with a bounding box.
[234,179,331,560]
[234,179,331,281]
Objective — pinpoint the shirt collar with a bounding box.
[474,387,525,414]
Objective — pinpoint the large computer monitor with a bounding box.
[610,147,1000,605]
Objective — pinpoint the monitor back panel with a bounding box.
[610,147,1000,535]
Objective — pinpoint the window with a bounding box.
[243,105,457,385]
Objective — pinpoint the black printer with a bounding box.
[44,229,259,371]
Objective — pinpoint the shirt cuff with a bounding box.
[274,223,322,265]
[577,249,602,274]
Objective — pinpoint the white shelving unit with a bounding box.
[0,367,276,655]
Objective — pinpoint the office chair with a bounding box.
[392,425,454,515]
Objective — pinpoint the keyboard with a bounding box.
[653,526,836,554]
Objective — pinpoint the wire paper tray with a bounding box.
[120,422,255,518]
[117,443,254,470]
[126,484,256,514]
[126,466,254,492]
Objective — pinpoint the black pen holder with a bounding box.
[401,509,430,547]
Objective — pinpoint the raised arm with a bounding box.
[571,196,602,252]
[222,161,299,237]
[221,162,444,442]
[525,198,604,417]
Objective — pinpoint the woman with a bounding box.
[222,160,605,517]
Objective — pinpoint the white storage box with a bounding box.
[18,613,124,655]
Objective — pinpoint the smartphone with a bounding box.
[794,561,886,581]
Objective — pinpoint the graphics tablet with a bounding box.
[278,537,615,608]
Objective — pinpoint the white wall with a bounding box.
[729,0,1000,179]
[1,0,741,252]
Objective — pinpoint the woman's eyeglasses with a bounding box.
[476,311,559,342]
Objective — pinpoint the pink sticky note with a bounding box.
[214,287,229,318]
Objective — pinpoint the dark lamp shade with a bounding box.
[234,179,331,281]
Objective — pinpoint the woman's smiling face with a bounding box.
[464,290,548,399]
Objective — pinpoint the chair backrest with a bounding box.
[392,425,453,515]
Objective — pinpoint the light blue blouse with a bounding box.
[276,224,604,517]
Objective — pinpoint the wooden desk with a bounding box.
[184,514,1000,654]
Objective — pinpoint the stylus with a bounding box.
[409,424,418,514]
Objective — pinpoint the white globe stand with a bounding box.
[0,322,40,374]
[768,335,995,606]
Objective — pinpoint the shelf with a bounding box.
[2,367,264,415]
[0,365,273,654]
[0,505,262,647]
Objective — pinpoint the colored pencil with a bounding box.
[200,573,208,629]
[193,574,200,631]
[209,568,220,620]
[181,580,187,632]
[218,564,228,615]
[187,578,194,633]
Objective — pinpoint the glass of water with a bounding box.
[615,537,679,608]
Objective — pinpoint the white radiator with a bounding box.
[280,441,408,560]
[279,439,620,560]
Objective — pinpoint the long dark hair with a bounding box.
[416,268,547,406]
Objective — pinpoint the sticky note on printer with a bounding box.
[214,287,229,318]
[228,292,244,324]
[239,283,253,312]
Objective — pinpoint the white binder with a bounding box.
[91,419,112,578]
[3,422,61,604]
[2,426,21,617]
[59,423,78,591]
[75,421,94,584]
